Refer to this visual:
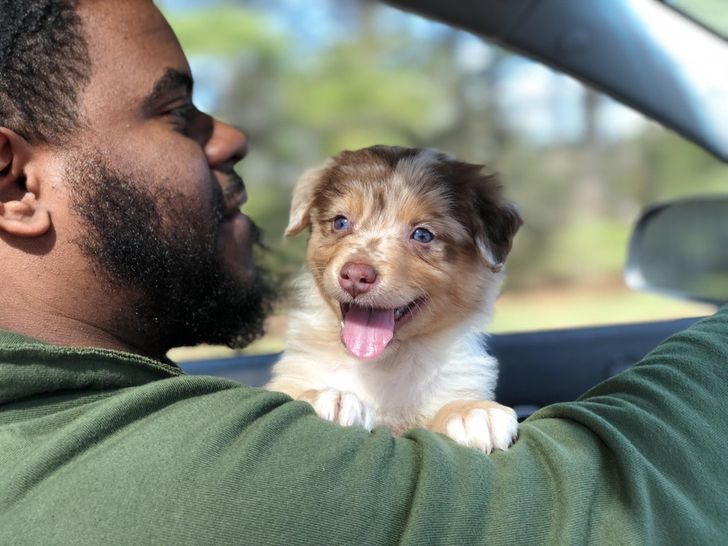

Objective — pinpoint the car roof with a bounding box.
[384,0,728,162]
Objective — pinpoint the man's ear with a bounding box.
[0,128,51,238]
[284,160,331,237]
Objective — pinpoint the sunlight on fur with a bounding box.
[266,145,522,452]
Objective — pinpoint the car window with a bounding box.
[158,0,719,362]
[662,0,728,37]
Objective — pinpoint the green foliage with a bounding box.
[670,0,728,37]
[543,220,630,282]
[161,2,728,298]
[168,8,286,58]
[282,43,451,153]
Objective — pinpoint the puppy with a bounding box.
[267,145,522,453]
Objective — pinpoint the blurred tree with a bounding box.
[161,0,728,296]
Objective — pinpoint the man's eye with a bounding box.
[165,104,195,128]
[411,227,434,243]
[333,215,350,231]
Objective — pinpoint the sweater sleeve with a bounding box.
[3,309,726,545]
[173,307,728,544]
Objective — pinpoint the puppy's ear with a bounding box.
[471,172,523,272]
[285,161,331,237]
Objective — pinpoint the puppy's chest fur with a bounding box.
[270,273,499,432]
[266,146,521,442]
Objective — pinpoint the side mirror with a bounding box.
[625,196,728,305]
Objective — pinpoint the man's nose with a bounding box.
[204,119,248,168]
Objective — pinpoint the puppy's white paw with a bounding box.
[299,388,376,431]
[429,400,518,454]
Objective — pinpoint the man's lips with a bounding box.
[220,207,265,249]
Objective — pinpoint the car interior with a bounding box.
[179,0,728,420]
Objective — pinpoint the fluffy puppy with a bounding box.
[267,145,522,452]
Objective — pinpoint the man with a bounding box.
[0,1,726,544]
[0,0,273,357]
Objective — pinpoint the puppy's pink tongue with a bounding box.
[341,306,395,360]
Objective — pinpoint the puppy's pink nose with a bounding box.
[339,262,378,298]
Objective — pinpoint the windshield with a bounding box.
[158,0,720,362]
[663,0,728,38]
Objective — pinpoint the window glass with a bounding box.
[159,1,718,361]
[664,0,728,37]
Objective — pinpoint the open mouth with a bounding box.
[339,298,425,361]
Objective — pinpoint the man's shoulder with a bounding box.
[0,370,316,544]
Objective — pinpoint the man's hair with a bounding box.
[0,0,91,144]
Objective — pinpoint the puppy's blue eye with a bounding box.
[412,227,434,243]
[333,216,350,231]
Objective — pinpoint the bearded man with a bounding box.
[0,1,726,544]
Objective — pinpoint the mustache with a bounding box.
[215,173,268,251]
[250,220,268,250]
[212,172,244,222]
[224,171,246,203]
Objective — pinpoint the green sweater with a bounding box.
[1,310,727,545]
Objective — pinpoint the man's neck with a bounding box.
[0,293,162,359]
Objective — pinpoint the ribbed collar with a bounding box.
[0,330,182,405]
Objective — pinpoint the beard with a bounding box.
[66,150,275,355]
